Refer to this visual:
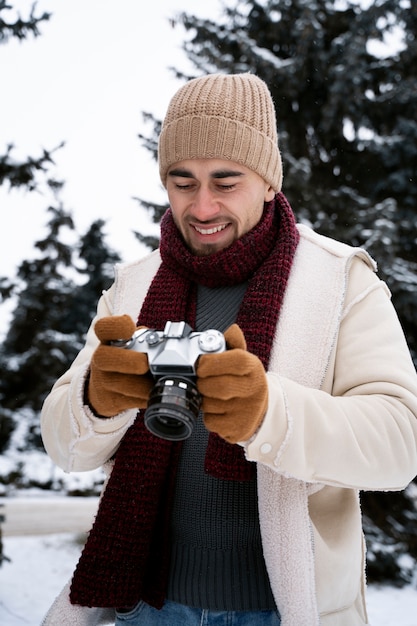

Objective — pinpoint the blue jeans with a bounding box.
[115,599,281,625]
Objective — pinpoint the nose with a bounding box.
[190,187,220,222]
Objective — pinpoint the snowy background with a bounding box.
[2,2,417,624]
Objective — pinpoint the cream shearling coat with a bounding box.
[41,224,417,626]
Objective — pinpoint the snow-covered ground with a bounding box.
[1,532,417,625]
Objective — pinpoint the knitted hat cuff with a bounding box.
[159,115,282,192]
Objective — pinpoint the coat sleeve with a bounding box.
[40,285,138,473]
[245,258,417,490]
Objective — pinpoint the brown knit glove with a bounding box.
[87,315,153,417]
[197,324,268,443]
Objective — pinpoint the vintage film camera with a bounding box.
[112,321,225,441]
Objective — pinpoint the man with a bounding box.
[41,73,417,626]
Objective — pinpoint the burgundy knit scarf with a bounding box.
[70,192,299,610]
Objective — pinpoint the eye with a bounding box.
[217,183,236,190]
[174,181,195,190]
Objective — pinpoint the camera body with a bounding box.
[113,321,225,378]
[112,321,225,441]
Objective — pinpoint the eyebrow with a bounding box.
[168,167,245,179]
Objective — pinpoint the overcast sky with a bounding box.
[0,0,223,278]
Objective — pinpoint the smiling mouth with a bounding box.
[193,224,228,235]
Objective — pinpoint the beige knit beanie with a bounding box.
[158,73,283,192]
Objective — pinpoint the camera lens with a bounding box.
[144,376,202,441]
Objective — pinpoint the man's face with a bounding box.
[166,158,275,257]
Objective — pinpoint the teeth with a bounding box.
[194,224,227,235]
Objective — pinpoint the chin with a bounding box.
[187,232,235,256]
[191,245,218,257]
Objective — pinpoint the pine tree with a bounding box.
[0,191,120,483]
[0,1,56,192]
[0,197,78,452]
[63,219,120,338]
[137,0,417,585]
[0,3,122,496]
[0,0,50,42]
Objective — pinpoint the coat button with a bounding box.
[260,442,272,454]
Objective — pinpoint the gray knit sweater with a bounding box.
[166,283,276,610]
